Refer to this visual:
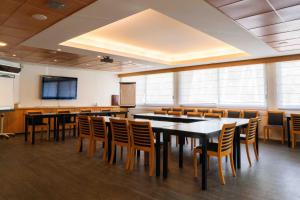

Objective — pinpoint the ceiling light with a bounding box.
[57,48,61,51]
[12,54,16,57]
[97,55,101,58]
[86,64,90,66]
[47,0,65,9]
[0,42,7,47]
[53,59,57,62]
[32,14,48,21]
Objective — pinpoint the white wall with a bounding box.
[16,63,119,108]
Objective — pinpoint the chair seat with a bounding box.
[195,142,218,152]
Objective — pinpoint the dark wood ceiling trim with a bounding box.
[118,54,300,77]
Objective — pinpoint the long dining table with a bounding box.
[133,113,252,190]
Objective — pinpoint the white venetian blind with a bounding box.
[219,64,266,107]
[145,73,173,105]
[178,68,218,106]
[277,60,300,108]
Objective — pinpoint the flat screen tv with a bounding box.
[41,76,78,100]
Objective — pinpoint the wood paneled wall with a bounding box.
[3,106,127,134]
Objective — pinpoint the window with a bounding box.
[178,64,266,107]
[219,64,266,107]
[277,61,300,109]
[178,68,218,106]
[122,73,174,105]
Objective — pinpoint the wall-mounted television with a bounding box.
[41,76,78,100]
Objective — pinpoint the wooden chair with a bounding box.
[212,109,225,117]
[263,111,285,144]
[154,110,167,115]
[77,116,92,156]
[168,111,182,116]
[90,116,108,160]
[162,107,172,112]
[183,108,196,115]
[80,109,92,113]
[243,110,259,119]
[187,112,203,117]
[240,118,259,166]
[227,110,242,118]
[26,110,49,142]
[204,113,221,118]
[172,107,184,115]
[57,110,76,137]
[291,114,300,149]
[197,108,211,114]
[193,123,237,185]
[109,118,131,169]
[129,120,155,176]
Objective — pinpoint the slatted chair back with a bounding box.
[162,107,172,112]
[243,110,259,119]
[129,120,154,150]
[197,108,211,114]
[204,113,221,118]
[168,111,182,116]
[218,123,236,154]
[80,109,92,113]
[183,108,196,115]
[187,112,202,117]
[154,110,167,115]
[172,107,184,113]
[267,111,284,126]
[227,110,242,118]
[212,109,225,117]
[246,118,258,141]
[291,114,300,132]
[90,117,107,139]
[78,116,91,137]
[110,118,130,145]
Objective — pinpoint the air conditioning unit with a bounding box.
[0,59,21,77]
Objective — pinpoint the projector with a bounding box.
[100,56,114,63]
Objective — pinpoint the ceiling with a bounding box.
[0,0,300,74]
[206,0,300,52]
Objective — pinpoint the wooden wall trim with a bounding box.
[118,54,300,77]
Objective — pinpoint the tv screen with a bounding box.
[41,76,77,99]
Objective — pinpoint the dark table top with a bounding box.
[25,111,128,117]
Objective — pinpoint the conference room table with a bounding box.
[133,113,251,190]
[24,111,128,144]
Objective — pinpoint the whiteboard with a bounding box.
[0,76,14,111]
[120,82,136,107]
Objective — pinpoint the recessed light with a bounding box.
[12,54,16,57]
[86,64,90,66]
[0,42,7,47]
[32,14,48,21]
[57,48,61,51]
[53,59,57,62]
[97,55,101,58]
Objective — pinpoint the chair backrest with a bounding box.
[183,108,196,115]
[90,116,107,139]
[197,108,211,114]
[80,109,92,113]
[154,110,167,115]
[243,110,259,119]
[101,109,111,112]
[110,118,130,144]
[291,114,300,132]
[78,116,91,136]
[168,111,182,116]
[187,112,202,117]
[246,118,258,141]
[267,111,284,126]
[227,110,242,118]
[204,113,221,118]
[218,123,236,154]
[26,110,44,125]
[162,107,172,112]
[212,109,225,117]
[129,120,154,149]
[172,107,183,112]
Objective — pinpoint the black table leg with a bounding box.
[107,125,112,162]
[62,115,66,142]
[54,116,58,142]
[237,127,241,169]
[201,137,208,190]
[32,118,35,145]
[24,116,28,142]
[255,124,259,156]
[163,131,169,178]
[179,134,184,168]
[155,132,161,177]
[48,117,51,141]
[287,117,291,148]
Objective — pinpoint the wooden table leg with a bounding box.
[163,131,169,178]
[155,131,161,177]
[201,137,208,190]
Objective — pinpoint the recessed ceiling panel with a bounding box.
[61,9,247,65]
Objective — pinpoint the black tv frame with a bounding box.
[41,75,78,100]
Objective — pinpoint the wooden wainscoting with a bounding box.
[3,106,128,134]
